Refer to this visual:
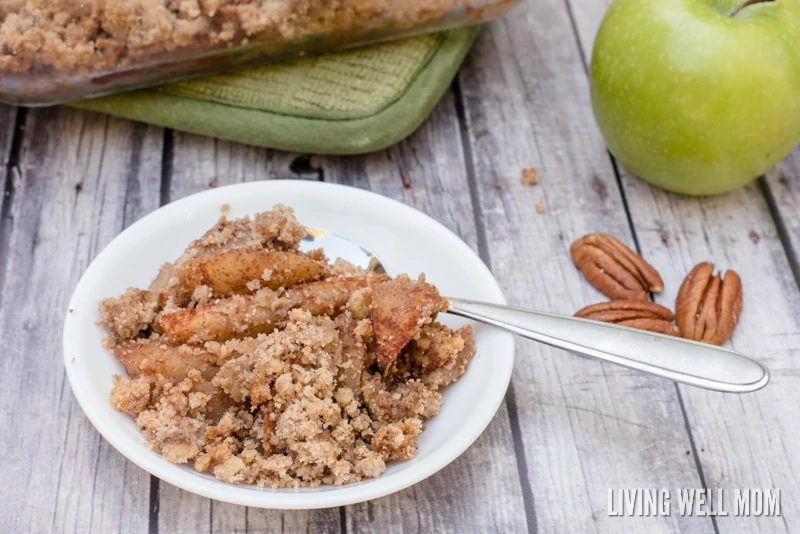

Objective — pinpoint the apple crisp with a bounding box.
[0,0,515,75]
[100,204,475,488]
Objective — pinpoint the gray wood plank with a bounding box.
[245,507,341,534]
[620,179,799,533]
[767,153,800,278]
[457,2,712,532]
[160,90,528,533]
[0,107,162,533]
[568,2,800,531]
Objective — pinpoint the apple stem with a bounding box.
[728,0,774,17]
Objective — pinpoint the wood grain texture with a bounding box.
[766,153,800,280]
[456,2,711,532]
[0,104,18,286]
[568,2,800,531]
[619,180,800,533]
[4,0,798,530]
[0,107,163,533]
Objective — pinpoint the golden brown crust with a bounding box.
[98,288,162,341]
[109,375,151,416]
[372,419,423,461]
[0,0,481,77]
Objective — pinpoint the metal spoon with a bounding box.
[301,228,770,393]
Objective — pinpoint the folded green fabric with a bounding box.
[72,27,479,155]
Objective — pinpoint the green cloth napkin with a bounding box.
[72,27,479,155]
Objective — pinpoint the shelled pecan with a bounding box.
[570,233,664,301]
[575,300,679,336]
[675,262,743,346]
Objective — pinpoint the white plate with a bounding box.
[63,180,515,509]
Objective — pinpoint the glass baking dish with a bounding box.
[0,0,522,106]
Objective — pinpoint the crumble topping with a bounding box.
[0,0,494,76]
[99,204,476,488]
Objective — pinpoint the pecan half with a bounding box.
[575,300,679,336]
[570,234,664,301]
[675,262,742,346]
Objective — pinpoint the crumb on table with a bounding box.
[521,167,539,186]
[535,200,546,214]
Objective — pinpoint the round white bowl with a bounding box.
[63,180,515,509]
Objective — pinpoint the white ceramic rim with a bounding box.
[63,180,515,509]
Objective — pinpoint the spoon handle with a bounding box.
[446,297,769,393]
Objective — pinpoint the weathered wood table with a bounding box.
[2,0,798,532]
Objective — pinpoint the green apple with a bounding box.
[590,0,800,195]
